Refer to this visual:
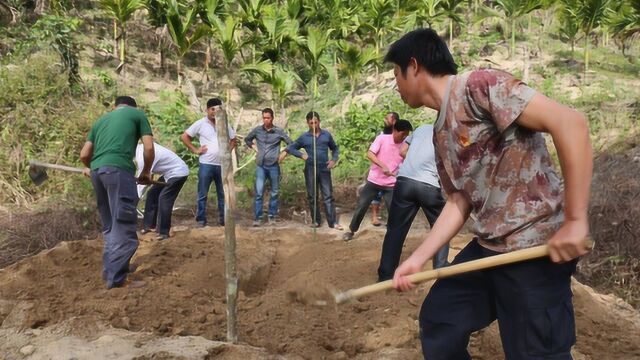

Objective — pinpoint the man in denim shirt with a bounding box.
[244,108,293,226]
[285,111,343,230]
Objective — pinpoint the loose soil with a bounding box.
[1,219,639,359]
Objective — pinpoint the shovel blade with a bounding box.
[28,164,48,186]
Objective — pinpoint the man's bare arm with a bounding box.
[517,93,593,262]
[138,135,155,184]
[393,191,472,291]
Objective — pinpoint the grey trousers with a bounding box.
[91,166,139,288]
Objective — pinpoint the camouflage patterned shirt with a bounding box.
[434,69,564,252]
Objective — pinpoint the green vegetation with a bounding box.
[1,0,639,208]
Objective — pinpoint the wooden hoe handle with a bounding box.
[335,238,594,304]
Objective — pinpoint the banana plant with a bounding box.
[360,0,397,56]
[440,0,466,48]
[98,0,144,74]
[559,0,581,54]
[211,15,243,100]
[302,26,334,97]
[574,0,613,71]
[165,0,210,85]
[609,0,640,59]
[337,41,378,95]
[198,0,227,78]
[480,0,544,57]
[144,0,170,73]
[259,4,304,63]
[242,61,301,127]
[421,0,443,28]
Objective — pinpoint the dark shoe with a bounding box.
[108,279,146,289]
[128,262,140,273]
[342,232,354,242]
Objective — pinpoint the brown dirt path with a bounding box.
[1,221,639,359]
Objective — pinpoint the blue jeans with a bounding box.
[254,164,280,220]
[196,163,224,225]
[90,166,139,288]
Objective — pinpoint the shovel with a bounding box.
[28,160,166,186]
[332,238,594,305]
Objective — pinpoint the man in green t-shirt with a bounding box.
[80,96,155,289]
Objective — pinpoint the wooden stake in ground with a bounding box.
[214,106,238,343]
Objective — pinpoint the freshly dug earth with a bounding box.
[1,221,639,359]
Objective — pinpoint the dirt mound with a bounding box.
[1,222,640,359]
[584,144,640,307]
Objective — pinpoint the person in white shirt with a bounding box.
[135,142,189,240]
[180,98,237,227]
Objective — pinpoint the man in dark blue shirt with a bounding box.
[285,111,343,230]
[244,108,293,226]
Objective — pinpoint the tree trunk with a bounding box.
[510,19,516,59]
[113,19,118,59]
[213,108,238,344]
[203,39,211,82]
[584,34,590,73]
[177,57,182,86]
[449,19,453,50]
[117,28,126,76]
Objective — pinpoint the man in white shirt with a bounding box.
[135,142,189,240]
[180,98,237,227]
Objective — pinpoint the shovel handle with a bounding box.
[335,238,594,304]
[30,160,166,185]
[29,160,84,174]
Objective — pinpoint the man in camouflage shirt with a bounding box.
[386,29,593,359]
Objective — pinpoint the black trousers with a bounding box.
[303,165,338,227]
[143,175,188,236]
[348,181,393,233]
[377,176,447,281]
[420,239,577,360]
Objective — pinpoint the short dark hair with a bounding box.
[384,28,457,76]
[388,111,400,122]
[115,96,137,108]
[207,98,222,108]
[262,108,274,118]
[394,119,413,132]
[306,111,320,122]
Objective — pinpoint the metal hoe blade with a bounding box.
[28,163,48,186]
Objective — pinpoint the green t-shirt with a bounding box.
[87,106,153,173]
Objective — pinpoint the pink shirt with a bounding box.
[367,134,404,187]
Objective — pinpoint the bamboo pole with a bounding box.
[214,106,238,343]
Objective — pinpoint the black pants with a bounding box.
[377,177,447,281]
[304,165,337,227]
[143,175,188,236]
[420,239,577,360]
[348,181,393,233]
